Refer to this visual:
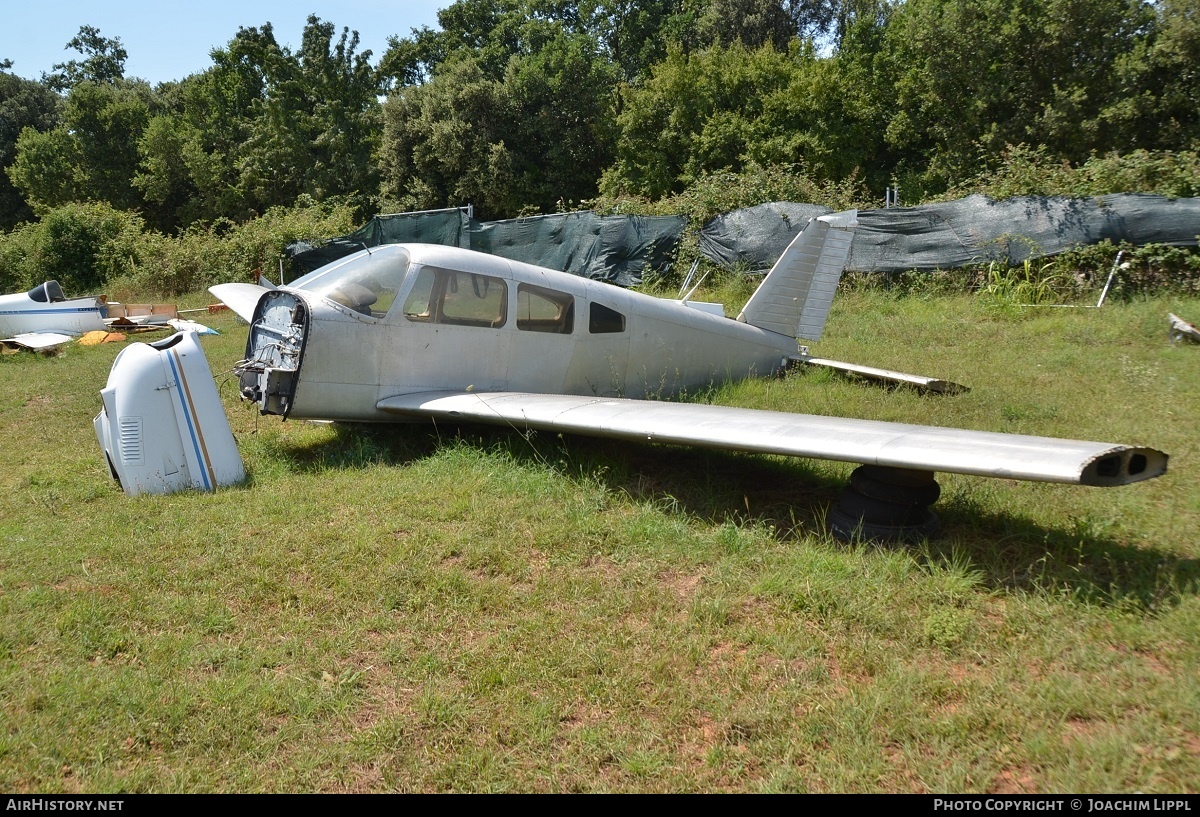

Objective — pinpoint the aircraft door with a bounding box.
[388,266,512,391]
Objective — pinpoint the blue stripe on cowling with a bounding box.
[165,349,213,491]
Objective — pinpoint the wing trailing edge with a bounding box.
[376,390,1166,487]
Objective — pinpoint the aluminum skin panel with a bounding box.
[376,391,1166,487]
[737,211,856,341]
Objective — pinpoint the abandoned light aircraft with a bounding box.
[0,280,108,349]
[208,210,1167,539]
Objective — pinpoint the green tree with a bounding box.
[381,0,533,85]
[8,80,152,216]
[694,0,799,49]
[381,0,690,88]
[133,113,209,230]
[379,56,520,217]
[282,17,383,204]
[599,1,906,199]
[1098,0,1200,152]
[751,3,898,189]
[44,26,128,92]
[380,14,618,219]
[602,42,809,198]
[135,16,383,229]
[1151,0,1200,146]
[0,71,60,228]
[582,0,696,82]
[503,31,618,207]
[882,0,1159,194]
[6,27,157,223]
[134,25,281,226]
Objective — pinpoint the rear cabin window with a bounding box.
[589,302,626,334]
[403,267,508,328]
[517,283,574,334]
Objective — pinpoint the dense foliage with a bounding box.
[1,0,1197,293]
[0,198,356,297]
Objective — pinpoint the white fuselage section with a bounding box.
[0,288,107,338]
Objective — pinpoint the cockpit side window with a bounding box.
[517,283,574,334]
[589,302,626,334]
[403,267,508,328]
[402,268,437,322]
[441,270,507,327]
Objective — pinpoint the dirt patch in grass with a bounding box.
[346,679,417,733]
[883,743,929,793]
[990,765,1039,794]
[338,761,386,793]
[825,646,874,695]
[658,570,703,602]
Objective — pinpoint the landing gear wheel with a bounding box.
[849,465,941,506]
[829,466,941,543]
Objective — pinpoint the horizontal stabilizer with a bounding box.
[737,210,857,341]
[377,390,1166,487]
[792,354,969,394]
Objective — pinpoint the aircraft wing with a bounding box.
[1,331,77,350]
[376,390,1166,487]
[209,283,270,323]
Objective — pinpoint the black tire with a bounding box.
[834,486,932,526]
[849,466,941,506]
[829,505,940,543]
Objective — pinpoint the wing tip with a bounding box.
[1079,447,1168,486]
[208,283,269,323]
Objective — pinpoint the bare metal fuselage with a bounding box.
[236,244,795,421]
[218,237,1165,492]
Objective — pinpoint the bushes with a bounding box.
[591,162,870,225]
[954,144,1200,200]
[107,198,358,298]
[0,202,149,295]
[0,161,1194,302]
[0,198,358,299]
[1053,241,1200,298]
[846,241,1200,304]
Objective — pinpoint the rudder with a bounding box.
[736,209,857,341]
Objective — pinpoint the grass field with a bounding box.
[1,284,1198,792]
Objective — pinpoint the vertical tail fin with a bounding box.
[736,209,857,341]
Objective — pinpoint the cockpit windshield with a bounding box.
[287,246,412,317]
[27,281,66,303]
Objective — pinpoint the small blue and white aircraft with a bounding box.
[0,280,108,349]
[207,211,1167,539]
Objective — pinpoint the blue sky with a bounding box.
[1,1,449,85]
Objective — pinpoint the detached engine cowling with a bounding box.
[95,331,245,496]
